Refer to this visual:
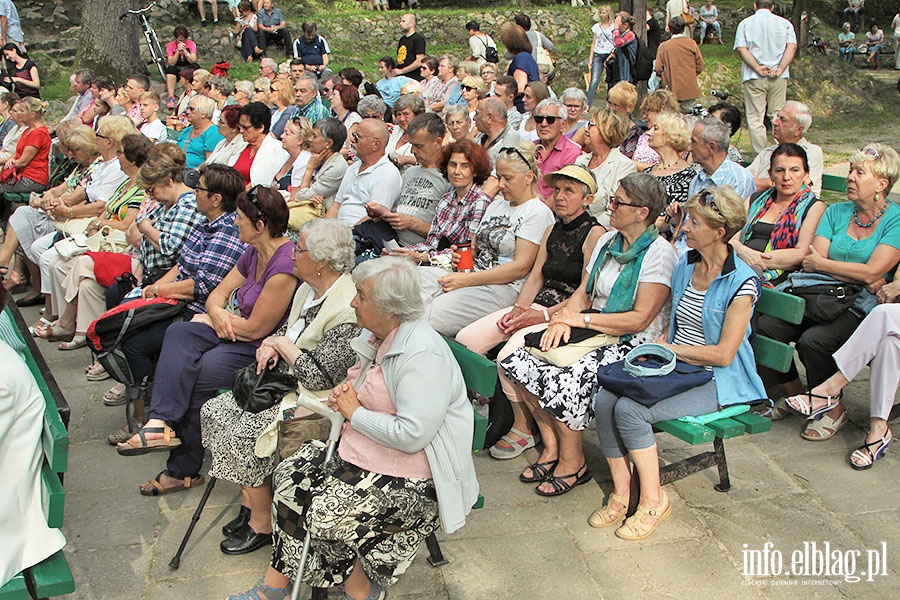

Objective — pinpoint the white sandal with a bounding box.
[489,427,538,460]
[801,411,848,441]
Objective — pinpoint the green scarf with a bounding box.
[586,225,659,315]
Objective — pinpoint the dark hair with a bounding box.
[2,42,25,58]
[709,103,742,138]
[770,142,810,174]
[334,83,359,112]
[439,139,492,185]
[407,112,445,140]
[379,56,397,70]
[314,117,347,153]
[94,77,117,92]
[219,104,241,130]
[421,55,439,72]
[237,185,289,237]
[302,21,317,35]
[338,67,364,88]
[290,57,305,68]
[465,20,480,31]
[495,75,518,97]
[501,24,532,55]
[668,16,686,35]
[178,68,195,83]
[238,1,253,12]
[128,73,151,91]
[173,25,190,39]
[513,14,532,31]
[199,164,244,212]
[121,134,152,167]
[240,101,272,134]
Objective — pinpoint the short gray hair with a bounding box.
[351,257,424,321]
[784,100,812,133]
[559,87,587,108]
[357,95,387,118]
[444,103,470,123]
[301,219,355,274]
[234,80,254,96]
[393,93,426,116]
[210,75,235,97]
[697,117,731,153]
[618,172,668,226]
[535,98,566,120]
[300,74,320,92]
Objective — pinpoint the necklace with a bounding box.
[853,201,887,228]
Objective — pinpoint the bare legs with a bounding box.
[244,483,273,535]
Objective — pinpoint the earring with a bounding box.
[317,271,321,276]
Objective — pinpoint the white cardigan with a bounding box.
[250,133,289,187]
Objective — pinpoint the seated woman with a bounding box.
[632,89,680,171]
[268,79,298,141]
[272,116,312,192]
[575,107,636,229]
[164,26,200,109]
[443,104,476,144]
[233,101,288,187]
[176,95,224,169]
[0,98,52,216]
[233,1,263,63]
[559,88,588,148]
[205,105,248,167]
[229,257,478,600]
[865,23,885,68]
[646,112,700,235]
[419,142,555,338]
[837,22,856,64]
[516,81,551,144]
[590,186,767,540]
[501,172,675,496]
[387,95,426,171]
[757,144,900,441]
[117,186,298,498]
[290,117,348,213]
[456,165,603,460]
[732,143,825,287]
[201,219,360,556]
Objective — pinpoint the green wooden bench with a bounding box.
[822,173,847,194]
[0,305,74,599]
[628,288,805,509]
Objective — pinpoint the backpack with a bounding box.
[627,35,655,82]
[479,35,499,64]
[533,31,556,78]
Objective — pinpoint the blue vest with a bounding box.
[668,248,768,406]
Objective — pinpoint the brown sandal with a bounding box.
[140,470,204,496]
[588,492,630,528]
[116,425,182,456]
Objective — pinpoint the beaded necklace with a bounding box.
[853,200,887,228]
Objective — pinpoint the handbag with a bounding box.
[86,225,130,253]
[0,164,19,184]
[787,282,861,324]
[54,233,88,260]
[682,10,695,26]
[524,323,619,368]
[276,348,339,460]
[233,362,297,414]
[287,199,324,231]
[53,217,96,237]
[596,343,712,406]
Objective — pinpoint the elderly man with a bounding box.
[61,69,94,124]
[257,0,292,58]
[292,22,332,79]
[474,97,522,198]
[327,119,403,226]
[293,75,330,123]
[258,57,278,81]
[747,101,824,195]
[534,99,583,201]
[655,17,704,112]
[426,55,459,114]
[734,0,798,153]
[492,76,523,130]
[396,13,426,81]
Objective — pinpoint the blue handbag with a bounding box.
[596,344,712,406]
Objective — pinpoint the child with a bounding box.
[138,91,167,143]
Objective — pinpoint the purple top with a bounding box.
[235,241,297,332]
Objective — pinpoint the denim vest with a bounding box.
[668,248,768,406]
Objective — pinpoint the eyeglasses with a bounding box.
[500,146,531,167]
[237,123,253,131]
[194,185,211,193]
[564,104,583,110]
[254,88,265,93]
[184,106,195,112]
[609,196,643,210]
[533,115,559,125]
[607,101,625,112]
[460,85,477,92]
[96,133,110,140]
[291,245,309,258]
[698,190,722,215]
[351,132,378,142]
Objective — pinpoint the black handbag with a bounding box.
[596,344,712,407]
[233,362,297,414]
[787,283,861,323]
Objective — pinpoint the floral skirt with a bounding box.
[501,338,642,431]
[270,441,439,588]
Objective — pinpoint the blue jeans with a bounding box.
[699,20,721,40]
[839,46,855,63]
[586,52,610,106]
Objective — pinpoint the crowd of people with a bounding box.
[2,2,900,598]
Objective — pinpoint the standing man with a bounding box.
[292,22,332,80]
[465,20,497,67]
[655,16,704,112]
[746,101,824,196]
[256,0,292,58]
[734,0,797,154]
[396,13,426,82]
[0,0,23,49]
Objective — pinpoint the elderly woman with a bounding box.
[252,78,272,107]
[534,99,583,201]
[201,219,360,555]
[590,186,766,539]
[209,76,236,123]
[0,98,51,213]
[502,24,540,113]
[576,107,636,229]
[229,257,478,600]
[560,88,589,147]
[632,90,680,171]
[177,95,224,169]
[443,104,475,144]
[291,117,348,211]
[645,112,697,233]
[606,81,640,158]
[233,101,288,187]
[117,186,298,497]
[206,105,248,167]
[516,81,551,144]
[420,142,555,337]
[457,165,603,460]
[732,144,825,286]
[385,94,425,171]
[233,80,254,107]
[460,75,487,123]
[502,173,676,496]
[837,22,856,64]
[758,144,900,441]
[272,116,312,192]
[268,79,297,140]
[479,62,497,96]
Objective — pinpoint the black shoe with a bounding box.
[222,505,251,537]
[16,295,43,307]
[220,523,272,555]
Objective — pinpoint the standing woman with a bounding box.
[609,12,637,86]
[0,98,51,212]
[2,44,40,99]
[502,24,540,113]
[587,5,616,107]
[892,12,900,70]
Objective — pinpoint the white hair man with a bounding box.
[747,100,824,196]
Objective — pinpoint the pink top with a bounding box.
[535,134,584,200]
[338,329,432,479]
[166,39,198,57]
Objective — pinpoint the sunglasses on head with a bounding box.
[860,147,880,159]
[533,115,559,125]
[698,190,722,215]
[500,146,530,167]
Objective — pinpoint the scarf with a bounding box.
[740,186,817,283]
[586,225,659,317]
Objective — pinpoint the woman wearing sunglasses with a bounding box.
[459,75,487,124]
[589,185,765,539]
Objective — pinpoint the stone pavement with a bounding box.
[17,303,900,600]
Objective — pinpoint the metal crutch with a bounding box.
[289,394,346,600]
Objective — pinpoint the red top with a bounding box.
[233,145,253,186]
[16,125,51,185]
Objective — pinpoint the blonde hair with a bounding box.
[590,107,629,148]
[17,97,49,118]
[653,111,691,152]
[62,124,98,155]
[684,186,747,239]
[607,81,637,112]
[400,81,423,96]
[192,69,212,89]
[641,90,679,116]
[497,141,538,178]
[461,75,487,98]
[284,116,314,149]
[270,79,295,107]
[850,144,900,197]
[97,115,140,149]
[189,95,217,120]
[253,78,272,104]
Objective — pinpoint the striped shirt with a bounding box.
[672,279,758,363]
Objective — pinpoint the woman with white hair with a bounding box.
[229,256,478,600]
[559,88,589,147]
[444,103,475,143]
[176,95,224,169]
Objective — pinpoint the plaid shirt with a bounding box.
[405,185,492,256]
[297,97,331,124]
[175,211,247,315]
[140,191,205,275]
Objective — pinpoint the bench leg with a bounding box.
[425,531,448,567]
[626,466,641,519]
[713,437,731,493]
[311,587,328,600]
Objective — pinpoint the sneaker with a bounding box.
[166,96,175,110]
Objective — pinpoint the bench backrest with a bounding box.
[751,287,805,373]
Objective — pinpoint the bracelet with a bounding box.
[69,208,74,218]
[543,307,550,323]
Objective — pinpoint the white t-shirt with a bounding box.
[584,231,677,339]
[140,119,168,143]
[290,150,312,189]
[85,157,128,204]
[592,23,616,55]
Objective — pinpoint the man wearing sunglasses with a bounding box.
[533,99,582,201]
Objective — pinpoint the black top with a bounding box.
[745,221,776,253]
[535,211,598,307]
[397,32,426,80]
[13,59,40,99]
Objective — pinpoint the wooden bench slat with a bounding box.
[655,419,715,445]
[733,412,772,434]
[751,335,795,374]
[472,411,488,453]
[758,288,805,325]
[443,337,498,398]
[0,574,27,600]
[822,173,847,193]
[25,551,74,598]
[41,459,65,529]
[706,417,746,439]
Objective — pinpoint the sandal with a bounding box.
[29,317,53,337]
[489,427,538,460]
[107,423,140,446]
[786,391,843,419]
[58,336,87,351]
[140,470,204,496]
[35,322,75,342]
[752,398,790,421]
[103,383,128,406]
[800,411,848,441]
[615,491,671,541]
[226,578,291,600]
[534,463,592,497]
[519,459,558,483]
[85,361,110,381]
[588,492,630,528]
[849,430,892,470]
[117,425,182,456]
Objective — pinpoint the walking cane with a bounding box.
[169,476,217,569]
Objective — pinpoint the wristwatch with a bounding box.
[583,314,592,328]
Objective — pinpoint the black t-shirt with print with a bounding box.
[397,32,426,81]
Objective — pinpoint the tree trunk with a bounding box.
[77,0,147,81]
[792,0,811,57]
[632,0,648,43]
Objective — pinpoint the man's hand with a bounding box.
[383,212,416,231]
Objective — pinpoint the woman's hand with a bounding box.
[497,304,525,333]
[735,245,771,274]
[449,245,461,270]
[549,306,585,329]
[539,322,571,352]
[255,344,279,374]
[801,245,826,272]
[327,382,361,420]
[877,279,900,304]
[3,157,15,170]
[208,305,237,341]
[437,272,471,293]
[307,147,329,169]
[499,304,544,334]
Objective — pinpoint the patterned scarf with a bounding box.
[587,225,659,316]
[740,186,817,283]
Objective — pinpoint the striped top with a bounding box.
[672,280,758,365]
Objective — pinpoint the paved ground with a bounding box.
[14,301,900,600]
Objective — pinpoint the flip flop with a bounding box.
[117,425,182,456]
[519,459,558,483]
[140,470,204,496]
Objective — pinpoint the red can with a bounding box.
[456,242,474,272]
